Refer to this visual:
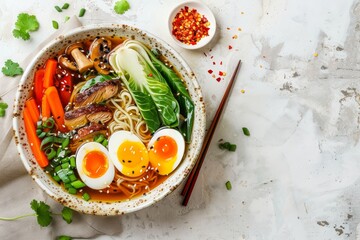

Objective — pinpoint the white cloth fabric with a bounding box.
[0,17,124,240]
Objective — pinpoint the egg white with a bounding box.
[76,142,115,190]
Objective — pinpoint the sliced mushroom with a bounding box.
[65,42,93,73]
[58,54,77,71]
[89,37,112,75]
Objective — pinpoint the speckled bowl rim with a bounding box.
[12,24,206,215]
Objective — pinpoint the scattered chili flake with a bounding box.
[203,52,207,57]
[210,56,214,59]
[216,77,221,82]
[213,62,216,65]
[209,49,212,52]
[220,61,223,65]
[232,35,238,39]
[219,71,224,76]
[228,45,233,50]
[171,6,210,45]
[208,69,213,74]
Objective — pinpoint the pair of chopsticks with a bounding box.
[181,60,242,206]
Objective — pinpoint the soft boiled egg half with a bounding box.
[148,128,185,175]
[76,142,115,190]
[108,131,150,177]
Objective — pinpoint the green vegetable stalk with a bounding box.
[109,43,181,132]
[123,40,195,142]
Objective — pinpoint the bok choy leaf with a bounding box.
[123,40,195,142]
[109,45,179,128]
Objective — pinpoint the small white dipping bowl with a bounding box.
[168,1,216,50]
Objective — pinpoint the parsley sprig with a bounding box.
[12,13,40,40]
[0,199,73,227]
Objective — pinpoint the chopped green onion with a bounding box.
[94,134,105,143]
[65,16,70,22]
[36,129,42,135]
[61,138,70,149]
[38,132,46,139]
[61,157,70,163]
[68,187,77,195]
[61,162,70,169]
[225,181,232,190]
[62,3,70,9]
[52,20,59,30]
[0,102,8,109]
[242,127,250,136]
[64,183,72,189]
[45,148,56,160]
[53,175,61,182]
[71,180,86,189]
[228,144,237,152]
[102,139,108,147]
[57,169,70,183]
[55,6,62,12]
[42,117,55,129]
[69,156,76,168]
[82,193,90,201]
[54,165,62,173]
[37,121,42,129]
[79,8,86,17]
[0,108,5,117]
[68,174,77,182]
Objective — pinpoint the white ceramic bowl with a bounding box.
[12,24,206,215]
[168,1,216,50]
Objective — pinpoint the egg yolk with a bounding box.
[83,150,109,178]
[117,140,149,176]
[149,136,178,175]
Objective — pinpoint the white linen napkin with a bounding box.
[0,17,124,240]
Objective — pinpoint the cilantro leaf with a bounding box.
[2,59,23,77]
[12,29,30,40]
[114,0,130,14]
[61,207,73,224]
[13,13,40,41]
[30,200,52,227]
[57,236,73,240]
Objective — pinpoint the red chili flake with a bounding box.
[219,71,224,76]
[171,6,210,45]
[216,77,221,82]
[228,45,233,50]
[203,52,207,57]
[210,56,214,59]
[220,61,223,65]
[212,62,216,65]
[209,49,212,52]
[148,73,153,77]
[208,69,213,74]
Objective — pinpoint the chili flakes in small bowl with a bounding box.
[168,1,216,49]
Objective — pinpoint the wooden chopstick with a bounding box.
[182,60,242,206]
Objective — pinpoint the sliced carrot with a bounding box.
[23,107,49,168]
[44,86,67,132]
[34,69,45,105]
[43,59,57,89]
[24,98,40,125]
[41,95,51,120]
